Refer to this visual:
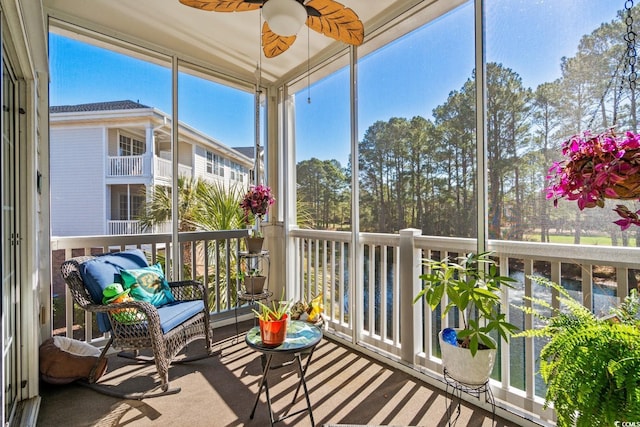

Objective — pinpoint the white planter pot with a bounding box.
[439,329,497,385]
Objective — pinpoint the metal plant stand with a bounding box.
[443,368,495,426]
[234,251,272,338]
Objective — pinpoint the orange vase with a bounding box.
[259,314,288,346]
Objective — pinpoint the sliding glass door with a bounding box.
[1,37,20,424]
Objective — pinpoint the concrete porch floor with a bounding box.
[36,321,517,426]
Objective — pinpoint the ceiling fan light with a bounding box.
[262,0,307,36]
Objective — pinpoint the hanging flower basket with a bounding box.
[606,151,640,199]
[547,128,640,229]
[240,184,275,225]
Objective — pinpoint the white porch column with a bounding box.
[146,124,154,178]
[264,84,287,300]
[399,228,422,364]
[262,223,284,300]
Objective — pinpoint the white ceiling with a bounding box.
[43,0,422,85]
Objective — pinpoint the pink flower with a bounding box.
[240,184,275,224]
[613,205,640,231]
[548,128,640,230]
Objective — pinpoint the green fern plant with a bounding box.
[515,276,640,427]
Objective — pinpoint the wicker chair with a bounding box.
[60,250,215,399]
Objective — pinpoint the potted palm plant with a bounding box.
[253,299,292,347]
[516,276,640,426]
[413,251,518,385]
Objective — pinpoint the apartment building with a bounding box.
[49,100,254,236]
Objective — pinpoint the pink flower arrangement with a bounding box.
[546,128,640,230]
[240,184,275,224]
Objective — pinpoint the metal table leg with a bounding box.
[250,350,316,426]
[250,354,273,422]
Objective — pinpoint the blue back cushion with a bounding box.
[79,249,149,332]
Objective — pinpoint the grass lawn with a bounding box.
[526,234,637,246]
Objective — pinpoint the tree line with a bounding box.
[297,8,640,245]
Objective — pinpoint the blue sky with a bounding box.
[49,0,624,167]
[48,36,255,150]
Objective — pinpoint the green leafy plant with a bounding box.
[238,268,263,280]
[252,298,292,321]
[515,276,640,427]
[413,251,518,356]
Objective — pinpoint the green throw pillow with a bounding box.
[120,263,175,307]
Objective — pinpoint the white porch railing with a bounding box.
[106,156,193,179]
[107,220,172,235]
[51,229,249,345]
[179,164,192,178]
[107,220,142,235]
[50,228,640,425]
[155,157,171,179]
[290,228,640,426]
[107,155,145,176]
[155,157,193,180]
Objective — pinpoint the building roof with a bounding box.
[50,99,255,165]
[50,100,150,113]
[232,146,256,159]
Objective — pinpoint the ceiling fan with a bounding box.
[179,0,364,58]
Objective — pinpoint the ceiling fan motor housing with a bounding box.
[262,0,307,36]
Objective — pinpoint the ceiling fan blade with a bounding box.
[179,0,261,12]
[305,0,364,46]
[262,21,296,58]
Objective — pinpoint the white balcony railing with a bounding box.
[107,220,142,235]
[107,155,145,176]
[155,157,172,179]
[155,157,193,180]
[50,228,640,425]
[51,229,249,341]
[107,220,172,235]
[290,228,640,426]
[106,156,193,179]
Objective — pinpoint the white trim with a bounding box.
[17,396,40,427]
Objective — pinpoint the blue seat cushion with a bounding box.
[78,249,149,332]
[156,300,205,334]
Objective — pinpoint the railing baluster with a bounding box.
[582,264,593,311]
[524,259,535,402]
[339,241,345,326]
[381,244,388,341]
[313,238,319,301]
[393,245,400,346]
[499,254,510,390]
[321,239,327,317]
[329,240,335,323]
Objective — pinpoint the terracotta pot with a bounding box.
[259,314,288,346]
[246,236,264,254]
[439,329,496,385]
[243,275,266,294]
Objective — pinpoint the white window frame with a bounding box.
[119,133,145,156]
